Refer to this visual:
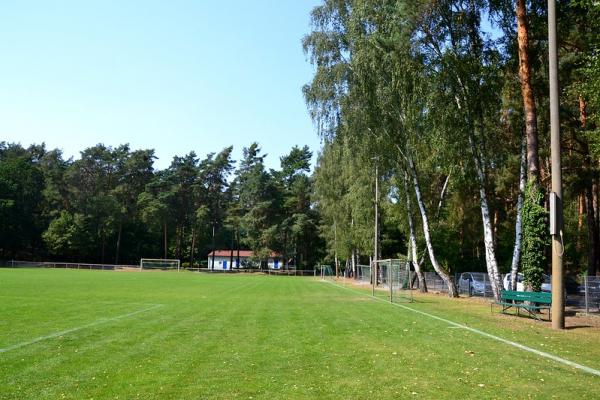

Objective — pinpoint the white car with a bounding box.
[503,273,551,292]
[458,272,492,296]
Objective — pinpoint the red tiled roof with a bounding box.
[207,250,282,258]
[208,250,252,257]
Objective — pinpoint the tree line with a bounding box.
[2,1,599,298]
[0,142,323,268]
[305,0,600,298]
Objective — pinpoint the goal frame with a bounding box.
[139,258,181,271]
[374,258,414,303]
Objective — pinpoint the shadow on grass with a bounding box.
[565,325,593,330]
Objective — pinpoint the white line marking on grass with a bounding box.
[0,304,162,354]
[323,280,600,377]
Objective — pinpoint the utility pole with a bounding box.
[548,0,565,329]
[373,160,379,297]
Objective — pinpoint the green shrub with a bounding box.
[521,182,549,291]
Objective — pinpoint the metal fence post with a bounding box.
[389,262,393,303]
[585,275,589,315]
[484,274,487,299]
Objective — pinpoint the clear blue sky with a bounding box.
[0,0,322,170]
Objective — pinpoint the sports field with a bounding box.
[1,269,599,399]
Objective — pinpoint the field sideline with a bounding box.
[1,269,599,399]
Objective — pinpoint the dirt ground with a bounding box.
[566,310,600,328]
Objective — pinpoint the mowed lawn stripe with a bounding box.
[1,270,599,399]
[0,304,162,353]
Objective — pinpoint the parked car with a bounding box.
[503,273,551,292]
[458,272,491,296]
[577,280,600,296]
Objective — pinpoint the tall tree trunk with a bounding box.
[468,136,502,300]
[407,156,457,297]
[516,0,540,184]
[595,181,599,248]
[236,229,240,268]
[404,171,427,292]
[493,209,499,248]
[334,220,339,278]
[580,97,599,275]
[580,95,588,128]
[211,223,216,270]
[101,232,106,264]
[229,234,234,270]
[351,247,357,279]
[584,142,599,276]
[578,193,585,251]
[190,226,196,268]
[163,222,168,259]
[176,225,183,260]
[115,221,122,265]
[175,226,179,260]
[585,186,599,276]
[578,98,586,251]
[436,173,451,219]
[510,137,527,290]
[283,229,288,269]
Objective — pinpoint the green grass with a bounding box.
[1,269,599,399]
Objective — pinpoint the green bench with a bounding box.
[492,290,552,321]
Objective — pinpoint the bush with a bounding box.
[521,182,549,291]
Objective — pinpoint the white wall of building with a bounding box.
[208,256,242,270]
[207,255,283,270]
[267,257,282,269]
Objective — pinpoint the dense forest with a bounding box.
[305,0,600,297]
[2,1,599,299]
[0,142,323,268]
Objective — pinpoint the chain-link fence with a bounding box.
[356,265,372,285]
[566,275,600,314]
[423,271,451,293]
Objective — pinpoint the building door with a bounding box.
[223,261,227,270]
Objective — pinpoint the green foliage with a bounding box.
[0,141,320,267]
[521,183,549,291]
[0,149,45,257]
[42,211,92,258]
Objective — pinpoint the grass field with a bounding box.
[1,269,599,399]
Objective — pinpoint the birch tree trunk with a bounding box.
[403,171,427,292]
[407,156,457,297]
[510,138,527,290]
[436,173,451,219]
[351,248,357,279]
[468,135,502,300]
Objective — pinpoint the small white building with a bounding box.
[207,250,283,270]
